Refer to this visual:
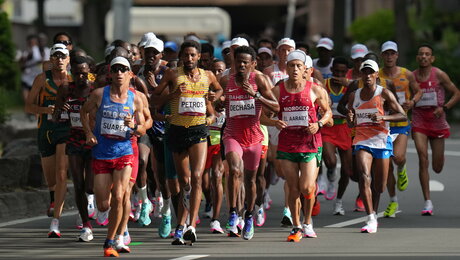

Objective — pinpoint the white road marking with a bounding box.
[429,180,445,191]
[324,210,401,228]
[170,256,209,260]
[0,210,77,228]
[407,148,460,157]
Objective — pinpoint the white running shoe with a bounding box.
[77,227,93,242]
[361,214,378,233]
[210,219,224,234]
[317,174,327,195]
[48,218,61,238]
[421,200,433,216]
[333,200,345,216]
[87,194,96,219]
[255,206,266,227]
[183,225,197,242]
[115,237,131,253]
[263,192,272,210]
[96,209,109,226]
[237,216,245,233]
[153,193,163,218]
[302,223,317,238]
[325,181,337,200]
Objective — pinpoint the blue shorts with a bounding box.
[353,137,393,159]
[390,125,411,136]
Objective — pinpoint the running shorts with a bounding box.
[92,154,135,175]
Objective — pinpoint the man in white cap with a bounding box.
[379,40,422,218]
[25,43,71,238]
[256,47,273,72]
[313,37,334,79]
[263,50,331,241]
[263,38,296,227]
[346,43,368,80]
[346,59,406,233]
[138,32,157,62]
[221,40,232,68]
[81,56,148,256]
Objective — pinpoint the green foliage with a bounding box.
[348,9,395,44]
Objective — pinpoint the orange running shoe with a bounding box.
[312,197,320,216]
[104,247,119,257]
[287,228,302,242]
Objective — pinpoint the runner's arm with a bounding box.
[207,71,223,102]
[338,80,357,115]
[253,73,279,113]
[52,84,70,122]
[80,88,102,145]
[405,71,422,110]
[25,73,53,115]
[438,69,460,110]
[379,88,407,122]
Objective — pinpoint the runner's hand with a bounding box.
[46,105,55,114]
[347,109,354,123]
[124,114,135,129]
[275,120,288,130]
[86,132,98,146]
[306,122,319,135]
[370,113,384,123]
[242,81,256,97]
[402,100,414,110]
[172,83,186,98]
[433,106,444,118]
[331,76,349,86]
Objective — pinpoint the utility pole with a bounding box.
[112,0,131,41]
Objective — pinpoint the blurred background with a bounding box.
[1,0,460,124]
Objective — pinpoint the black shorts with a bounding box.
[138,134,152,148]
[167,124,209,153]
[38,126,70,157]
[66,143,91,156]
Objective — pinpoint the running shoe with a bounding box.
[325,181,337,200]
[48,218,61,238]
[159,214,172,238]
[361,215,378,233]
[202,203,213,219]
[421,200,433,216]
[210,219,224,234]
[123,228,131,245]
[317,174,327,195]
[280,207,293,227]
[383,201,399,218]
[87,194,96,219]
[196,215,201,225]
[76,214,83,229]
[354,196,365,212]
[103,246,119,257]
[326,168,337,182]
[183,225,197,243]
[138,201,153,226]
[312,198,321,216]
[153,194,163,218]
[269,166,279,185]
[226,212,239,236]
[397,166,409,191]
[287,228,302,242]
[171,227,185,245]
[115,238,130,253]
[96,210,109,226]
[333,200,345,216]
[237,216,245,233]
[242,216,254,240]
[182,186,191,211]
[255,206,266,227]
[263,191,272,210]
[302,223,317,238]
[47,202,55,217]
[78,227,93,242]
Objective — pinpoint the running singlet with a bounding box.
[170,67,209,127]
[92,86,134,160]
[379,67,410,127]
[140,65,167,136]
[325,78,347,124]
[66,83,92,149]
[38,70,72,129]
[313,58,334,79]
[223,72,263,146]
[352,85,389,149]
[209,110,225,146]
[271,63,288,85]
[412,67,449,130]
[277,80,319,153]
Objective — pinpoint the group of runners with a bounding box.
[23,31,460,256]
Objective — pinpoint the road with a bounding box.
[1,139,460,259]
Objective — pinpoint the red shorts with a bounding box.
[205,144,221,170]
[92,154,135,175]
[321,123,352,151]
[260,145,268,159]
[412,127,450,139]
[131,138,139,183]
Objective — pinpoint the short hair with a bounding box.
[213,59,224,64]
[53,32,72,44]
[418,43,434,55]
[332,56,349,67]
[257,38,276,49]
[234,46,256,61]
[180,40,201,54]
[364,52,379,63]
[296,42,310,54]
[201,43,215,57]
[111,39,126,48]
[71,55,88,66]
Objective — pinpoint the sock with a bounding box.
[390,196,398,203]
[230,207,237,214]
[336,198,342,204]
[104,239,115,248]
[244,210,252,218]
[176,224,184,231]
[117,234,124,243]
[161,198,171,216]
[50,191,55,203]
[139,186,148,203]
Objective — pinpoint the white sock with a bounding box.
[390,196,398,203]
[336,198,342,203]
[139,186,148,203]
[161,198,171,216]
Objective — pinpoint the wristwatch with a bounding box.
[254,92,261,99]
[317,121,323,128]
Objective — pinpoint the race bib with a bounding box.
[331,102,345,118]
[229,99,256,118]
[355,108,379,125]
[101,117,128,139]
[70,112,82,128]
[210,112,226,130]
[396,91,406,105]
[178,97,206,116]
[283,110,309,127]
[48,108,69,121]
[416,91,437,107]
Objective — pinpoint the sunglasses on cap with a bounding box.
[110,66,130,73]
[55,40,72,46]
[52,53,67,60]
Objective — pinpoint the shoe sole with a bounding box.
[211,229,224,234]
[361,229,377,233]
[421,211,433,216]
[227,231,240,237]
[117,247,131,253]
[171,238,186,245]
[183,231,197,242]
[280,216,293,227]
[48,231,61,238]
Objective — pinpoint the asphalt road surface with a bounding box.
[1,139,460,259]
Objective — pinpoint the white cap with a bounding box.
[381,41,398,53]
[350,44,368,59]
[257,47,272,57]
[222,40,231,50]
[185,35,200,43]
[231,37,249,47]
[144,38,164,52]
[110,56,131,70]
[277,38,295,49]
[139,32,157,47]
[359,59,379,72]
[316,37,334,50]
[50,43,69,56]
[287,50,312,68]
[104,45,115,57]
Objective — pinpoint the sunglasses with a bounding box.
[52,53,67,60]
[55,40,72,46]
[110,66,130,73]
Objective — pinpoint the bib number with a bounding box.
[396,92,406,105]
[70,112,82,128]
[178,97,206,116]
[416,91,437,107]
[229,99,256,118]
[101,117,128,139]
[283,110,309,127]
[355,108,379,125]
